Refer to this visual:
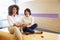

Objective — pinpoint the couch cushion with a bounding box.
[0,31,14,40]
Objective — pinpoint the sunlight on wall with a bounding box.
[17,0,34,14]
[0,0,14,19]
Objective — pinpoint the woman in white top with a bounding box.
[7,5,23,40]
[22,8,43,34]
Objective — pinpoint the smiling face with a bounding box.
[25,11,30,17]
[12,7,17,16]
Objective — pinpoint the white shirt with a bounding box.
[21,16,34,27]
[7,15,22,26]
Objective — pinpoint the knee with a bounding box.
[13,27,18,30]
[13,27,20,33]
[34,23,38,27]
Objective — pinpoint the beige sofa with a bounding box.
[0,31,14,40]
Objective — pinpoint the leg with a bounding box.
[23,27,34,34]
[8,26,22,40]
[29,24,43,34]
[14,27,22,40]
[23,23,43,34]
[8,26,14,34]
[29,23,38,30]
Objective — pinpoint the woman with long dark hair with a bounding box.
[7,5,22,40]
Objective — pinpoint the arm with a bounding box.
[7,16,14,26]
[7,16,19,27]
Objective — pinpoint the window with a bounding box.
[0,0,32,28]
[0,0,14,28]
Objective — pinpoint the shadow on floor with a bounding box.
[35,28,60,34]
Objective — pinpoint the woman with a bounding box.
[22,8,43,34]
[7,5,23,40]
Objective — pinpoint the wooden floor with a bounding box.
[23,32,58,40]
[0,28,59,40]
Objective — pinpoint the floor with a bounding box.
[23,32,59,40]
[0,28,60,40]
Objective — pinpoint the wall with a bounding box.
[19,0,60,13]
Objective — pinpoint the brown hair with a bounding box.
[24,8,31,15]
[8,5,19,16]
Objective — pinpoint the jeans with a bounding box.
[23,23,38,34]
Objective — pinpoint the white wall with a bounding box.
[18,0,60,14]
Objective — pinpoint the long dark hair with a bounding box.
[8,5,19,16]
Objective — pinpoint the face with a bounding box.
[12,7,17,15]
[25,11,30,17]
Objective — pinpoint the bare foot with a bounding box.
[34,30,43,34]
